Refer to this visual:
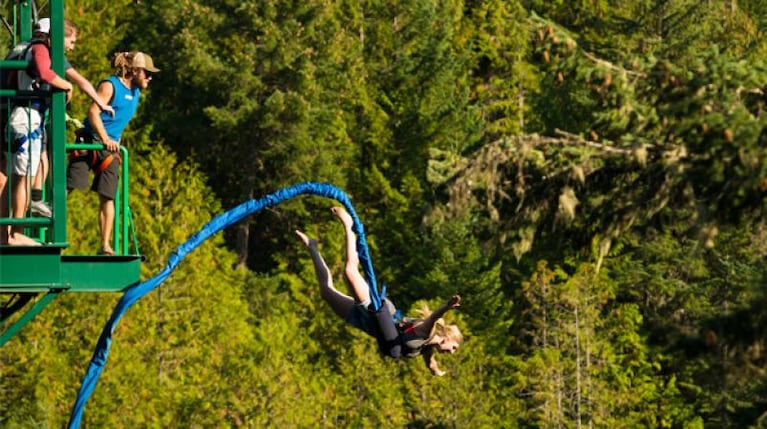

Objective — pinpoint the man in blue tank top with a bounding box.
[67,51,159,255]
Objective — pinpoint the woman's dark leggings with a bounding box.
[374,308,402,359]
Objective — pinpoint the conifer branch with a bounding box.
[581,51,646,78]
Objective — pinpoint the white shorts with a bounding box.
[9,107,43,177]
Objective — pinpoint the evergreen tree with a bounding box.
[130,0,360,270]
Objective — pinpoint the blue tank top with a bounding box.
[84,75,140,142]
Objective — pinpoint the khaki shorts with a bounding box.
[9,107,43,177]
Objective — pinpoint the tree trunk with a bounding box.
[234,177,256,269]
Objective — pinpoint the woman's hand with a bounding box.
[446,294,461,309]
[100,103,115,117]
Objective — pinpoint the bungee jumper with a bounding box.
[295,206,463,376]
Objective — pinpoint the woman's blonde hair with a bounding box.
[416,305,464,345]
[440,323,464,345]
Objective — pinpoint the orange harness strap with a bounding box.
[68,149,119,174]
[93,153,117,174]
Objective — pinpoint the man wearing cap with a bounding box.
[2,17,72,245]
[67,51,159,255]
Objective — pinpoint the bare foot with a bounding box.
[7,231,41,246]
[294,230,318,248]
[330,206,354,228]
[100,245,115,256]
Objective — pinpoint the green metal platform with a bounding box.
[0,246,142,292]
[0,245,142,346]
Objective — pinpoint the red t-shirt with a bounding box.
[30,42,59,84]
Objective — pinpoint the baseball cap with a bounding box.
[132,52,160,73]
[34,18,50,34]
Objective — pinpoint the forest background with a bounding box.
[1,0,767,427]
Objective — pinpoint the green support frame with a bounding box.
[0,291,61,347]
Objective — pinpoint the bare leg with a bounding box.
[99,196,115,255]
[0,166,6,203]
[0,163,7,244]
[329,208,403,357]
[0,170,11,244]
[295,230,354,319]
[11,175,29,220]
[331,206,371,305]
[5,174,39,245]
[0,169,6,244]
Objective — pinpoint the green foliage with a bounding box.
[127,0,367,270]
[511,261,699,428]
[468,1,538,137]
[610,224,767,427]
[4,0,767,426]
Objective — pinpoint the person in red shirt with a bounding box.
[2,18,72,245]
[27,18,114,219]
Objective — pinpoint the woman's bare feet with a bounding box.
[6,231,41,246]
[295,230,318,248]
[330,206,354,228]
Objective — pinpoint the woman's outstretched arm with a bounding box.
[414,295,461,338]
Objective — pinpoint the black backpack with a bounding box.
[1,39,47,88]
